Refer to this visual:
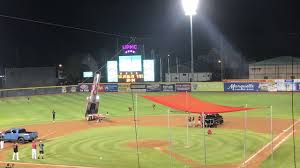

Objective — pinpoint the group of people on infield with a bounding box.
[187,114,203,127]
[11,140,44,161]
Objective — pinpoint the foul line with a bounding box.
[239,120,300,167]
[273,131,295,150]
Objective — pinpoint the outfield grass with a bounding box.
[260,135,300,168]
[192,92,300,119]
[8,126,269,168]
[0,92,298,167]
[0,92,299,128]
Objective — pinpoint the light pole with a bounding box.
[167,54,171,82]
[182,0,199,76]
[218,60,223,81]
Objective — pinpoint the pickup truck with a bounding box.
[2,128,38,144]
[204,114,224,128]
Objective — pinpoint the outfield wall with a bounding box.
[1,80,300,98]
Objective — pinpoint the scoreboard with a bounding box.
[107,44,155,83]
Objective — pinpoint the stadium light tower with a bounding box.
[182,0,199,78]
[218,60,223,81]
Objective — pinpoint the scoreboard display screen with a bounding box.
[119,55,142,72]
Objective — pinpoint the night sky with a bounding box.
[0,0,299,69]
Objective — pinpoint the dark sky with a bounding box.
[0,0,299,69]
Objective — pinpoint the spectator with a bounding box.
[192,116,195,127]
[0,132,4,150]
[38,141,44,159]
[12,143,19,161]
[188,114,192,127]
[198,115,202,127]
[52,110,56,122]
[32,140,37,159]
[152,104,156,111]
[208,128,213,135]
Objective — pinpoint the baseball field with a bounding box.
[0,92,299,168]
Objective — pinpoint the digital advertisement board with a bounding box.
[83,72,93,78]
[107,61,118,82]
[119,55,142,72]
[143,60,155,82]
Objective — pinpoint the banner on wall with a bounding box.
[97,84,105,92]
[258,82,268,92]
[130,84,146,92]
[224,82,259,92]
[267,80,277,92]
[176,83,191,92]
[276,80,286,91]
[118,83,131,92]
[146,84,161,92]
[105,84,118,92]
[285,80,296,91]
[191,82,224,91]
[161,84,175,92]
[63,86,77,93]
[77,84,91,92]
[295,82,300,91]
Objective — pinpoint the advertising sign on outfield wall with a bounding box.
[105,84,118,92]
[130,84,147,92]
[224,82,259,92]
[162,84,175,92]
[62,86,77,93]
[118,83,131,92]
[258,83,268,92]
[146,84,161,92]
[295,82,300,91]
[77,84,91,92]
[267,80,277,92]
[191,82,223,91]
[176,83,191,92]
[98,84,105,92]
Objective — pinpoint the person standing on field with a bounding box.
[52,110,56,122]
[0,132,4,150]
[12,143,19,160]
[38,141,44,159]
[31,140,37,159]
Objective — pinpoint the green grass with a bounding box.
[0,93,170,128]
[0,92,298,167]
[0,92,299,128]
[191,92,300,119]
[9,126,269,168]
[260,135,300,168]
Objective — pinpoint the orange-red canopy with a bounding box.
[143,93,255,114]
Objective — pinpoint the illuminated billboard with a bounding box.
[83,72,93,78]
[119,55,142,72]
[143,60,155,81]
[107,61,118,82]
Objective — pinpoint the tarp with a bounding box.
[143,93,255,114]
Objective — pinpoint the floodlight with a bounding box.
[182,0,199,16]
